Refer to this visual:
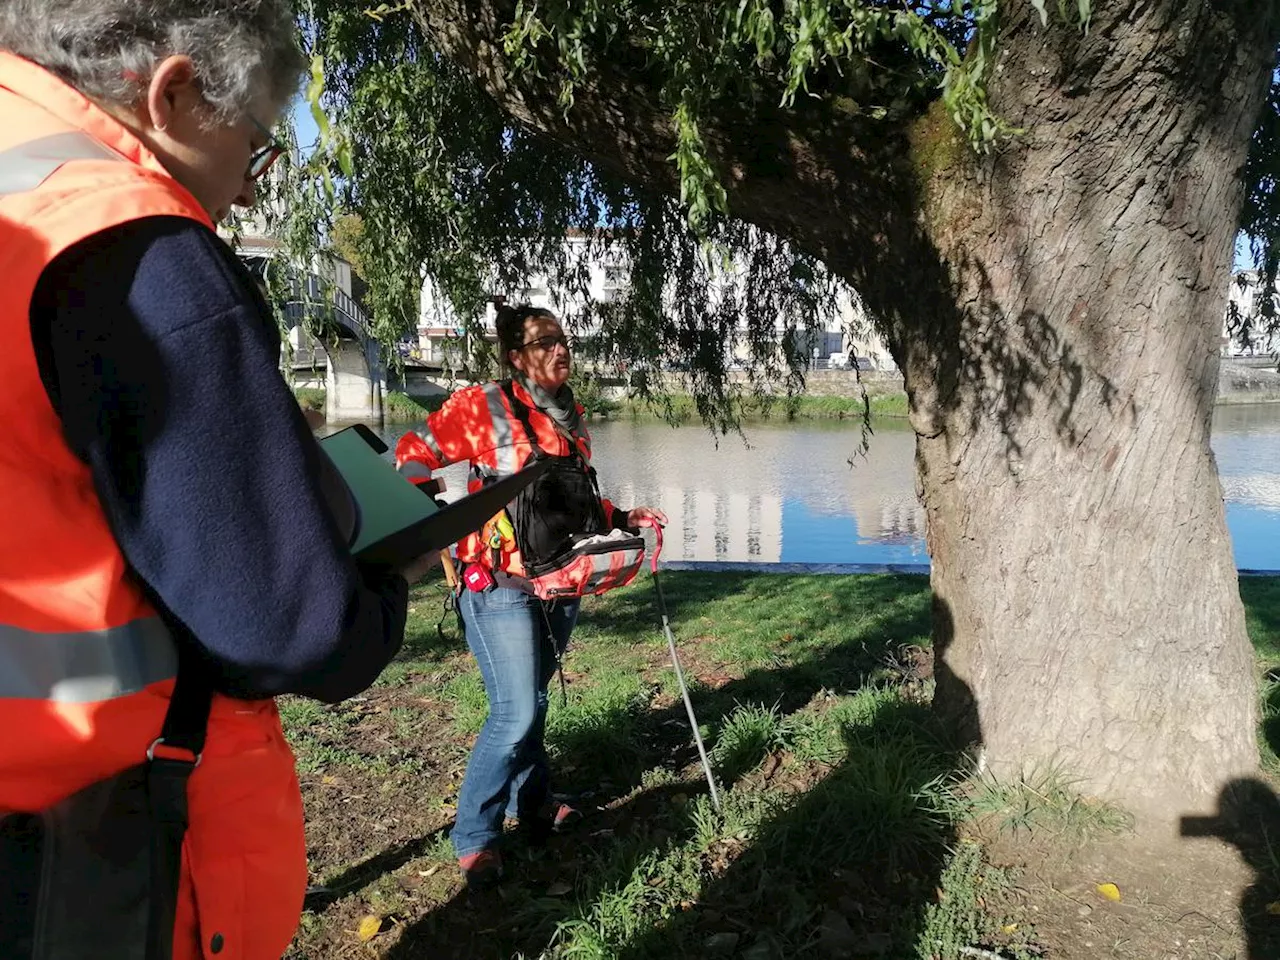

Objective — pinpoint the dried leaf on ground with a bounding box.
[356,915,382,942]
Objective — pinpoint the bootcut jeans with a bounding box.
[451,585,580,858]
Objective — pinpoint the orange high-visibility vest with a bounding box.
[0,52,306,959]
[395,379,619,573]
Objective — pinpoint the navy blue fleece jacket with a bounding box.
[28,215,406,703]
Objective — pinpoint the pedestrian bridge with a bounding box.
[280,287,385,422]
[240,254,385,422]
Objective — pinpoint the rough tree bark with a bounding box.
[412,0,1280,826]
[907,1,1279,826]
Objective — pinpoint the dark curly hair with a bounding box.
[495,303,558,371]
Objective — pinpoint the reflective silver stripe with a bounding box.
[582,552,619,594]
[0,131,122,197]
[397,461,433,482]
[0,617,177,703]
[482,383,519,475]
[413,426,446,464]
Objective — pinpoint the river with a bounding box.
[355,404,1280,571]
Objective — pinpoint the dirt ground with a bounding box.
[975,823,1279,959]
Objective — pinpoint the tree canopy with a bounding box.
[269,4,1012,419]
[277,2,1280,420]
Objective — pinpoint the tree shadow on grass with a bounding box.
[552,571,935,800]
[372,584,975,959]
[302,824,452,913]
[613,698,964,960]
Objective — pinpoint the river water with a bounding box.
[360,404,1280,571]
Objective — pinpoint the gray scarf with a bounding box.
[517,374,582,438]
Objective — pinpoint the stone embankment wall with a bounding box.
[1218,358,1280,404]
[733,362,1280,404]
[394,359,1280,405]
[658,369,905,396]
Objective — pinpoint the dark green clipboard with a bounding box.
[317,424,547,567]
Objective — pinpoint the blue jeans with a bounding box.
[451,585,580,857]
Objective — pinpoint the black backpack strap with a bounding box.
[500,380,596,484]
[500,379,546,458]
[145,646,213,960]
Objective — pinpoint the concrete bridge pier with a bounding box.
[325,335,384,423]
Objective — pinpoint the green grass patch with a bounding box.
[964,765,1134,841]
[384,391,447,420]
[1243,576,1280,662]
[278,572,1280,960]
[917,840,1039,960]
[610,391,908,423]
[293,386,326,411]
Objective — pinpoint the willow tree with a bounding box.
[289,0,1280,825]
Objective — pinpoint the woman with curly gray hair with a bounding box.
[0,4,435,958]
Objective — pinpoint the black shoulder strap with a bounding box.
[500,379,547,457]
[499,380,602,500]
[145,646,212,960]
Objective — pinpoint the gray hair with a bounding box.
[0,0,306,123]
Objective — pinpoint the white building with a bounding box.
[1224,271,1280,356]
[416,233,897,373]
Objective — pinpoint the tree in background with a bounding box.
[281,0,1280,828]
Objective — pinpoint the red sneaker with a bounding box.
[523,802,584,846]
[457,849,503,888]
[551,803,583,832]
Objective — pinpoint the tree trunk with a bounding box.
[901,1,1278,827]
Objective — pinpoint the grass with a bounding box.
[610,391,908,423]
[964,764,1135,841]
[279,571,1280,959]
[304,383,907,424]
[292,387,446,420]
[384,391,447,419]
[294,386,326,411]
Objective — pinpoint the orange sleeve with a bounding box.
[393,387,494,471]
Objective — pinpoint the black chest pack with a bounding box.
[494,381,646,599]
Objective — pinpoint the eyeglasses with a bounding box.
[246,114,285,182]
[519,334,571,352]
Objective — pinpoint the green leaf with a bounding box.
[336,138,355,180]
[307,55,330,144]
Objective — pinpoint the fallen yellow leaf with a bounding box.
[1266,901,1280,915]
[1096,882,1122,903]
[1001,923,1019,934]
[356,915,382,942]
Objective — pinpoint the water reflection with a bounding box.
[1213,405,1280,570]
[590,420,928,565]
[360,404,1280,570]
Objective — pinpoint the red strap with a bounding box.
[650,522,664,574]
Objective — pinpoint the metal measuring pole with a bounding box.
[649,524,722,814]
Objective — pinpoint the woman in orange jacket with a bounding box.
[396,304,666,886]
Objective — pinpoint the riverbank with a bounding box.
[282,570,1280,960]
[302,364,1280,424]
[297,388,910,422]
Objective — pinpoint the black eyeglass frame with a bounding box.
[517,333,571,352]
[245,114,285,182]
